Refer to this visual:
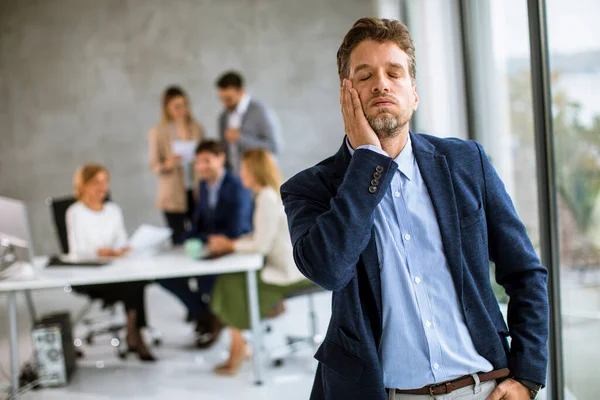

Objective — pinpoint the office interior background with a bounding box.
[0,0,599,399]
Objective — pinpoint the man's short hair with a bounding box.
[337,18,416,86]
[216,71,244,90]
[195,140,225,156]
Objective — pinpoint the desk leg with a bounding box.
[246,270,263,385]
[8,291,20,399]
[24,290,37,324]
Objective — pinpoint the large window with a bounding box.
[546,1,600,399]
[462,0,547,394]
[464,0,600,398]
[462,0,542,308]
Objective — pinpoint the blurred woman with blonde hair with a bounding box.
[66,163,156,361]
[207,148,312,375]
[148,85,204,244]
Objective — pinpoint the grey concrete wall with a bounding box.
[0,0,372,255]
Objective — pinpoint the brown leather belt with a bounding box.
[391,368,510,397]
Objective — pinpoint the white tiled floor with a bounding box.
[0,284,332,399]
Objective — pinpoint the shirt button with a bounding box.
[434,363,440,370]
[404,233,411,241]
[425,321,432,328]
[394,191,400,198]
[415,276,421,284]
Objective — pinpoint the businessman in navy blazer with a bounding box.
[281,18,548,400]
[160,140,253,348]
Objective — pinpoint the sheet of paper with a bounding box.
[172,140,197,165]
[128,224,172,250]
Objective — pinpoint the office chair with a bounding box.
[46,195,162,358]
[268,284,325,367]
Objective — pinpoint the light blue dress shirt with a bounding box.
[347,137,493,389]
[207,172,226,210]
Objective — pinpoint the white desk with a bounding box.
[0,250,265,398]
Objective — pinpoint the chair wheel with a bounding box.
[85,335,94,345]
[118,350,127,359]
[76,350,85,359]
[272,359,284,367]
[153,339,162,346]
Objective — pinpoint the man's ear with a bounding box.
[412,84,419,111]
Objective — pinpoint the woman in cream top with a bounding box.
[148,85,204,245]
[207,149,312,376]
[234,186,305,285]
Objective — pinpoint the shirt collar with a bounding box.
[345,135,415,181]
[208,170,226,191]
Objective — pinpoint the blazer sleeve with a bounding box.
[218,113,227,142]
[235,190,279,253]
[239,105,281,154]
[281,149,395,291]
[185,183,205,241]
[223,183,253,239]
[476,141,549,385]
[148,127,174,176]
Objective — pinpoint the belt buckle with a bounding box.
[428,382,451,397]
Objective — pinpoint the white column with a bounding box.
[463,0,515,197]
[405,0,469,140]
[373,0,402,19]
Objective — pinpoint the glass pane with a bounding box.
[546,1,600,399]
[465,0,541,298]
[464,1,551,397]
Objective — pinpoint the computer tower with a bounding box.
[31,312,76,387]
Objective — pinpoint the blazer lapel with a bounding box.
[219,113,227,139]
[214,173,230,219]
[411,133,463,301]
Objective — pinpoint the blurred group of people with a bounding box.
[64,71,310,375]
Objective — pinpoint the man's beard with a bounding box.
[366,109,412,140]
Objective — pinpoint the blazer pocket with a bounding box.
[314,339,365,381]
[459,205,484,230]
[338,326,361,356]
[494,318,510,337]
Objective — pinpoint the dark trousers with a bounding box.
[160,190,218,319]
[163,189,195,245]
[158,275,218,320]
[75,281,148,329]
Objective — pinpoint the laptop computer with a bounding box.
[0,196,40,277]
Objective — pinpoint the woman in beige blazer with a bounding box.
[206,149,312,375]
[148,86,204,244]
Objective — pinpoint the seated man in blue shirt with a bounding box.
[159,140,253,348]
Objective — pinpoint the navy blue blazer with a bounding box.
[187,171,253,242]
[281,133,549,400]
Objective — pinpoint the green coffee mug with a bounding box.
[184,238,204,260]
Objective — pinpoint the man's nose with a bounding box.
[372,72,391,94]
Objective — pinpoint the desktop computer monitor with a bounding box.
[0,196,35,266]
